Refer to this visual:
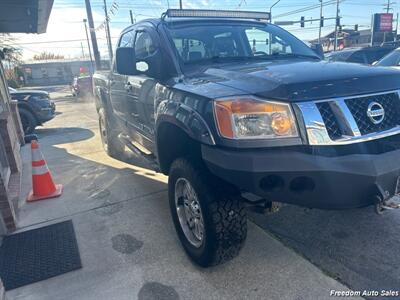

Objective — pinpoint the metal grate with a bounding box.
[316,102,343,140]
[345,92,400,135]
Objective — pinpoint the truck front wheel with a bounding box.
[168,158,247,267]
[19,108,37,134]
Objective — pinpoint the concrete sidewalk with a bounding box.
[7,88,357,300]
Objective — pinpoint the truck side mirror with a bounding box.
[116,47,138,75]
[311,43,324,59]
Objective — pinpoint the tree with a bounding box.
[0,34,23,87]
[0,34,22,65]
[33,51,65,61]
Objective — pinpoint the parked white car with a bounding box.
[376,48,400,68]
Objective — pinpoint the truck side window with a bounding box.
[134,31,156,60]
[119,30,134,47]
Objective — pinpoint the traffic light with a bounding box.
[354,24,358,31]
[320,16,324,27]
[338,25,342,33]
[300,16,305,27]
[336,17,340,26]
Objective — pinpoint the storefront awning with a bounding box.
[0,0,54,34]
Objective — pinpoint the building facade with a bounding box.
[314,28,397,52]
[0,59,23,235]
[21,59,109,86]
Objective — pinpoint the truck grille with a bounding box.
[313,91,400,142]
[316,102,343,140]
[345,92,400,135]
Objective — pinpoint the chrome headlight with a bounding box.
[213,96,298,139]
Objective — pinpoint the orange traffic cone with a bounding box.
[27,140,63,202]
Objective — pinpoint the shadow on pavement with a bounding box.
[250,204,400,298]
[34,127,94,143]
[24,85,69,93]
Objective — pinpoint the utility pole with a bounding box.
[269,0,281,23]
[84,0,101,70]
[334,0,339,51]
[80,42,85,58]
[103,0,113,62]
[83,19,94,74]
[385,0,391,13]
[130,10,134,24]
[382,0,395,43]
[179,0,182,9]
[318,0,323,44]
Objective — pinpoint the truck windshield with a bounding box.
[165,22,319,66]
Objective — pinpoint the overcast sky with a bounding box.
[10,0,398,60]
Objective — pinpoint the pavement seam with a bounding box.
[16,188,168,232]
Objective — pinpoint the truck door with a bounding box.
[125,27,158,153]
[110,30,135,125]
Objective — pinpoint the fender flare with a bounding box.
[155,100,216,146]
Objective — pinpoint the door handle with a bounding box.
[124,82,132,92]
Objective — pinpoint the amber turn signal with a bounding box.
[271,113,292,136]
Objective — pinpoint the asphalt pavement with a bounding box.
[250,202,400,299]
[7,86,363,300]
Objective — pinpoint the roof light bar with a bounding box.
[165,9,270,21]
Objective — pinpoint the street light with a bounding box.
[83,19,94,74]
[269,0,281,23]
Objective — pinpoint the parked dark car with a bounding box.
[93,9,400,267]
[71,75,93,98]
[326,46,395,64]
[9,88,56,133]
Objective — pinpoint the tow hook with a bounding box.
[241,193,283,215]
[374,195,400,215]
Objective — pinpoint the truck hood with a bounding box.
[10,90,49,96]
[182,60,400,102]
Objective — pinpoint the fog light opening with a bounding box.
[260,175,284,193]
[289,177,315,194]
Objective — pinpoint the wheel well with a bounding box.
[18,104,39,124]
[157,122,201,175]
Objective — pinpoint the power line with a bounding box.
[274,0,342,19]
[8,38,112,45]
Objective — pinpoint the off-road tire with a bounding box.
[19,108,37,134]
[168,158,247,267]
[98,107,125,159]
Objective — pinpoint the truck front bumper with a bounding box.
[37,102,56,124]
[202,145,400,209]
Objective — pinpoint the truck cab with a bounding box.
[93,9,400,267]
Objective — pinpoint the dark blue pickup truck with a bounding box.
[93,9,400,267]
